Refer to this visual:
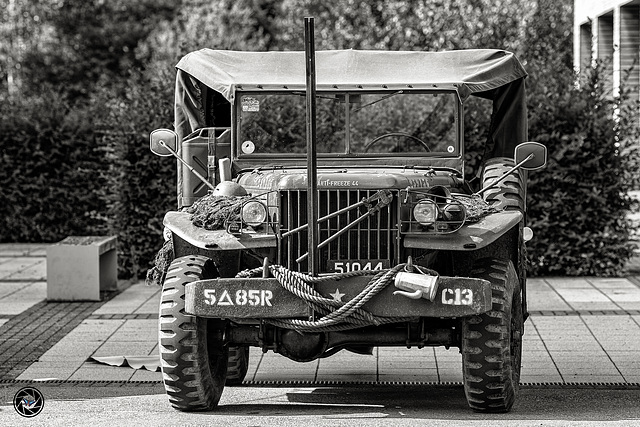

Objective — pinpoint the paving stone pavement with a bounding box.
[1,243,640,385]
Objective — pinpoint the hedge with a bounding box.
[99,71,176,279]
[0,91,108,242]
[525,63,640,276]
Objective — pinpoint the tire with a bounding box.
[481,158,524,212]
[461,258,523,413]
[226,346,249,385]
[159,255,228,411]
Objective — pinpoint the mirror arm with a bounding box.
[159,140,216,191]
[475,153,534,197]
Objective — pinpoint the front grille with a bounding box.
[279,189,399,272]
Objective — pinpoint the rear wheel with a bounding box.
[461,257,523,412]
[226,346,249,385]
[159,255,228,411]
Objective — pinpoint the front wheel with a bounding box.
[159,255,229,411]
[461,257,523,413]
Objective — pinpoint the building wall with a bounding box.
[574,0,640,98]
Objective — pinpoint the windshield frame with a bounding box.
[233,89,463,161]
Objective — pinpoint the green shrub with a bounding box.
[0,91,108,242]
[99,71,176,279]
[526,63,640,276]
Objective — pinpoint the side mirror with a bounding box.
[515,141,547,171]
[150,129,178,156]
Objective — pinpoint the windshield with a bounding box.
[237,91,459,156]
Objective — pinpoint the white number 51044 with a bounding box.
[334,261,384,273]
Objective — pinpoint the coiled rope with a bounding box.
[237,263,437,332]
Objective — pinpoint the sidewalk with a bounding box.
[1,243,639,385]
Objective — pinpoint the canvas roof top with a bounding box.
[176,48,527,103]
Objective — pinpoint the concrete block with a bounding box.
[47,236,117,301]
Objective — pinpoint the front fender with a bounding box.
[163,211,276,250]
[403,211,522,251]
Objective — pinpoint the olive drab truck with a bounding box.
[149,24,546,413]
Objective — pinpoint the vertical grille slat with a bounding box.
[357,190,362,259]
[336,190,341,260]
[286,191,293,267]
[386,198,392,259]
[348,193,352,257]
[280,189,398,272]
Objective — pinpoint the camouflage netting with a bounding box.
[146,238,174,286]
[187,193,251,230]
[456,195,498,222]
[146,194,251,286]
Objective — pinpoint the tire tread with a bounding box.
[159,255,226,411]
[462,257,522,413]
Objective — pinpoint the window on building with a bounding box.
[620,4,640,92]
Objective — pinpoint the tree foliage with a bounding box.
[0,0,58,99]
[276,0,533,52]
[2,0,176,101]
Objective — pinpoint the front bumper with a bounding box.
[184,273,492,320]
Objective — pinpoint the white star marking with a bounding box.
[329,288,345,302]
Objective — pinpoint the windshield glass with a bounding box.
[237,91,459,156]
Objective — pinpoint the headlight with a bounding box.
[442,203,465,222]
[413,199,437,226]
[241,200,267,227]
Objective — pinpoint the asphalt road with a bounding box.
[1,383,640,426]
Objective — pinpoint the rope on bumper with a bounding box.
[237,263,430,332]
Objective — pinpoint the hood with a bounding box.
[236,168,462,192]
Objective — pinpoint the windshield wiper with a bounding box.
[352,90,403,112]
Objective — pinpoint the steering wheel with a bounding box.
[363,132,431,152]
